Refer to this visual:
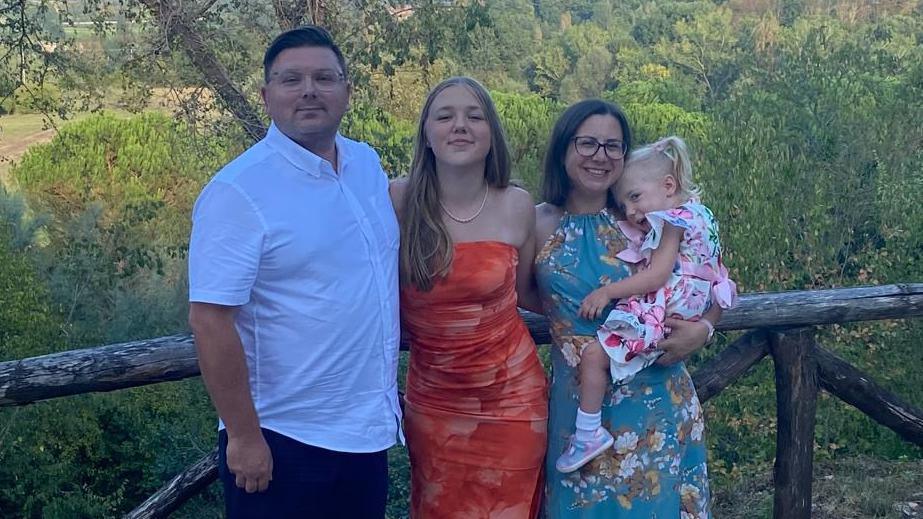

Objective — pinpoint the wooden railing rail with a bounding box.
[2,284,921,408]
[1,283,921,519]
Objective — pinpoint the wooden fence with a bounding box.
[1,283,922,518]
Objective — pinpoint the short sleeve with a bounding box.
[639,206,696,256]
[188,181,266,306]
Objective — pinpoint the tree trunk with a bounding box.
[137,0,267,143]
[272,0,310,30]
[717,283,923,330]
[0,335,199,406]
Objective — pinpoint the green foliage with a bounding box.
[0,83,64,116]
[606,88,710,146]
[0,113,230,517]
[454,0,540,91]
[528,23,618,100]
[342,102,416,176]
[695,15,923,293]
[653,5,740,100]
[11,112,233,346]
[493,91,563,192]
[0,189,61,361]
[0,381,220,518]
[13,112,227,237]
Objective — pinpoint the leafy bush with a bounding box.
[342,102,415,176]
[11,112,234,346]
[0,188,61,361]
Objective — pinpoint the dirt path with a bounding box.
[0,128,57,185]
[0,127,57,161]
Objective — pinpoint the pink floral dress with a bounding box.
[598,200,737,383]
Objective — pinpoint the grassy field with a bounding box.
[0,113,56,140]
[713,456,923,518]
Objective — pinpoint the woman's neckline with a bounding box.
[562,207,611,217]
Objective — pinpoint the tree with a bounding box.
[653,5,741,102]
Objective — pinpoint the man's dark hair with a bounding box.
[541,99,633,207]
[263,25,348,82]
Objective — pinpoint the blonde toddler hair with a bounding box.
[625,135,701,201]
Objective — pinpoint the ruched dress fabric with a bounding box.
[401,241,549,519]
[535,210,711,518]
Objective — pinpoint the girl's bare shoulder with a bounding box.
[389,176,409,212]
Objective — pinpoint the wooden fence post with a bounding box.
[769,328,818,519]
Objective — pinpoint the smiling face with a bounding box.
[423,84,492,172]
[261,45,350,149]
[616,164,678,232]
[563,114,625,199]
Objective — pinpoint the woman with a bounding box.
[390,76,548,518]
[534,99,719,518]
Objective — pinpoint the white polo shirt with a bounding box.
[188,123,402,453]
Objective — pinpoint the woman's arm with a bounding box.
[516,233,544,314]
[655,304,723,365]
[579,223,683,320]
[513,190,544,314]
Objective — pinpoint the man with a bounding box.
[188,26,401,518]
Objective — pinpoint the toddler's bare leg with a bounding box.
[556,340,615,473]
[578,340,610,414]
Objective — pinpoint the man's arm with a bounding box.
[189,302,272,493]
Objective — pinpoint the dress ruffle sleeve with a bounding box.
[614,207,695,265]
[627,203,738,310]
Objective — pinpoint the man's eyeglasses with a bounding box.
[271,70,345,92]
[573,136,626,160]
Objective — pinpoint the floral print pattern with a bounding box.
[535,210,711,518]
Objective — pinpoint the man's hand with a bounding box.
[579,288,612,321]
[226,432,273,493]
[655,318,710,365]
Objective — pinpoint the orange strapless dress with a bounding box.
[401,241,549,519]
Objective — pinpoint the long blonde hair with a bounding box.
[400,76,511,291]
[627,135,701,201]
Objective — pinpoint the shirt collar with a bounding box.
[265,122,352,177]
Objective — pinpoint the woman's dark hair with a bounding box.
[541,99,633,207]
[263,25,348,82]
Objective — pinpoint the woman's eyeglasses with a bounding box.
[572,136,626,160]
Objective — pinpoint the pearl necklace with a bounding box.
[439,185,489,224]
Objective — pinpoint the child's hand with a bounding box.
[579,288,612,321]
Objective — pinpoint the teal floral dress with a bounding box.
[535,209,711,518]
